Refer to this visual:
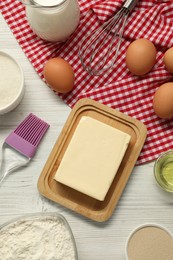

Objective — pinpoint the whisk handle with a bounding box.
[123,0,138,12]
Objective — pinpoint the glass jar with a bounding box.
[20,0,80,42]
[154,150,173,192]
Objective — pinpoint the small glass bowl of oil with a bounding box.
[154,150,173,192]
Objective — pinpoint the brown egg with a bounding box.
[43,57,75,93]
[126,38,157,76]
[163,47,173,73]
[153,82,173,119]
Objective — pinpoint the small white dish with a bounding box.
[0,51,25,115]
[125,223,173,260]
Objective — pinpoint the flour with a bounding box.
[0,53,22,109]
[0,215,77,260]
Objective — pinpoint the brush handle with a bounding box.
[0,143,30,185]
[5,133,37,158]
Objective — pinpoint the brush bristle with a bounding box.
[5,113,50,158]
[14,113,49,146]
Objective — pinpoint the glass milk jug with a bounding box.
[19,0,80,42]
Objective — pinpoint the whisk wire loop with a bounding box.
[79,0,138,75]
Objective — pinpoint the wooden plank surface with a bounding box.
[1,12,173,260]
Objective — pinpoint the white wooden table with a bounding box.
[1,12,173,260]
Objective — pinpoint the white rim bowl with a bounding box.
[0,51,25,115]
[125,223,172,260]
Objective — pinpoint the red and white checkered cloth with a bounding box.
[1,0,173,165]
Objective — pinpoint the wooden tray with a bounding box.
[38,98,147,222]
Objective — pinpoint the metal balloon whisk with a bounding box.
[79,0,138,75]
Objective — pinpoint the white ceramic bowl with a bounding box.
[125,223,172,260]
[0,51,25,115]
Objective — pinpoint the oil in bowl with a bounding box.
[154,150,173,192]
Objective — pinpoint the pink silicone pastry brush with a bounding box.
[0,113,49,184]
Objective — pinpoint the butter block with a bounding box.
[54,116,131,201]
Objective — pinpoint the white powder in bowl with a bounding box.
[0,51,24,112]
[127,225,173,260]
[0,214,77,260]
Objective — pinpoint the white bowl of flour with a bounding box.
[0,51,24,115]
[0,213,78,260]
